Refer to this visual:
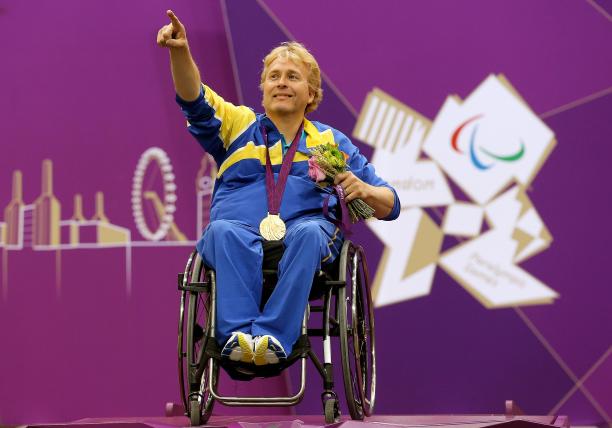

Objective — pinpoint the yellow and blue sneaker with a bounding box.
[221,332,254,363]
[253,335,287,366]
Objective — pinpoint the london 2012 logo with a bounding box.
[352,74,557,309]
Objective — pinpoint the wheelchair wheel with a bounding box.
[187,285,217,425]
[178,251,198,412]
[337,243,376,419]
[324,395,340,424]
[178,251,217,425]
[189,359,219,425]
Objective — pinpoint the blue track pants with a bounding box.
[197,218,343,354]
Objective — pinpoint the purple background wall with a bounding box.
[1,0,611,425]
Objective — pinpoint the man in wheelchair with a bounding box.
[158,10,400,368]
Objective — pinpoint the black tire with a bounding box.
[186,288,215,422]
[190,399,201,426]
[324,397,339,424]
[178,289,189,412]
[337,243,363,420]
[188,360,218,425]
[338,244,376,419]
[178,250,199,412]
[337,284,363,420]
[354,246,376,416]
[199,360,218,424]
[181,253,216,424]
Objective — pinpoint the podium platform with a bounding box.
[26,413,570,428]
[23,400,569,428]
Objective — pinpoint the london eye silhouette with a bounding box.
[132,147,186,242]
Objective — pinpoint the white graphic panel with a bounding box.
[443,203,484,237]
[423,76,555,204]
[439,230,558,308]
[354,88,431,163]
[370,152,454,208]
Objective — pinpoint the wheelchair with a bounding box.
[176,239,376,425]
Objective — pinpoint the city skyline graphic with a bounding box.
[0,151,216,299]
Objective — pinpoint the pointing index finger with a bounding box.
[166,10,181,27]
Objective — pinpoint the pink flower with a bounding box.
[308,157,326,182]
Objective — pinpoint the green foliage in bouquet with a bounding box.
[308,143,375,223]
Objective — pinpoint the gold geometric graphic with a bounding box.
[402,212,444,279]
[512,228,534,257]
[512,227,553,261]
[484,186,553,263]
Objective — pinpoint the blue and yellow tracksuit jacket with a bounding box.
[176,84,400,227]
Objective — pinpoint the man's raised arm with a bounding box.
[157,10,201,102]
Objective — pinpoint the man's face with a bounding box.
[262,56,314,119]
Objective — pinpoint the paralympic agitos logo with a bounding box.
[451,115,525,170]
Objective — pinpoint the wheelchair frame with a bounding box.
[176,240,376,425]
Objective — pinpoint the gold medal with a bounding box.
[259,213,286,241]
[259,123,303,241]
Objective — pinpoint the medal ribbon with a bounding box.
[262,122,304,216]
[322,185,352,233]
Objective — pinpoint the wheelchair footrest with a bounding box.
[204,335,310,381]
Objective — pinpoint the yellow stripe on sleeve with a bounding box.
[203,84,256,149]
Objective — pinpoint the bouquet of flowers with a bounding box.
[308,143,375,223]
